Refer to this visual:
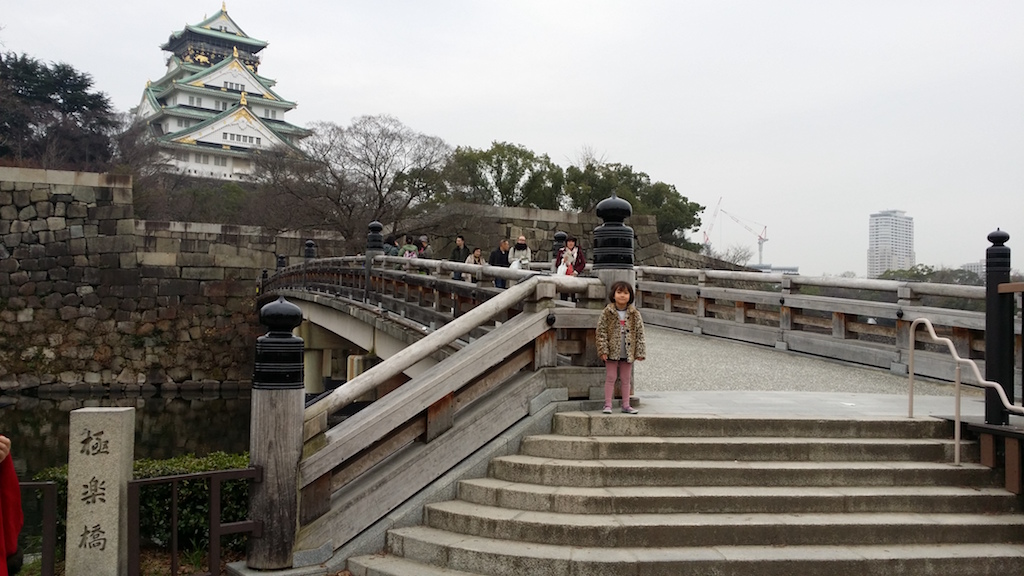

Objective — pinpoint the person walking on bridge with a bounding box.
[596,281,646,414]
[450,235,471,280]
[488,239,511,288]
[556,235,585,276]
[509,235,531,270]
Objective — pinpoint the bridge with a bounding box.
[231,233,1023,575]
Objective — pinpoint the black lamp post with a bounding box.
[985,229,1013,425]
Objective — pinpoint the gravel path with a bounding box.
[634,325,978,398]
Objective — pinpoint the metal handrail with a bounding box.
[907,317,1024,465]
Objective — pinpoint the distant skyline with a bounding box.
[2,1,1021,276]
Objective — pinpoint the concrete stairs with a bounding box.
[348,413,1024,576]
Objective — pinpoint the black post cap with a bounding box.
[593,194,635,270]
[254,297,304,390]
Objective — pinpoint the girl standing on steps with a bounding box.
[596,281,646,414]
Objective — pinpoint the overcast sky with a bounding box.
[3,1,1022,276]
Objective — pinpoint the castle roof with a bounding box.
[161,5,268,53]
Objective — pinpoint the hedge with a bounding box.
[33,451,252,556]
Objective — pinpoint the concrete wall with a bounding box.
[0,167,345,392]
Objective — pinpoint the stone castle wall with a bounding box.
[0,168,731,393]
[416,203,731,270]
[0,167,345,393]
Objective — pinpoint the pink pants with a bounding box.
[604,359,633,409]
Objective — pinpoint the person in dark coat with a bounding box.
[488,239,511,288]
[450,235,471,280]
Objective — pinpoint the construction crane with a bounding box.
[720,208,769,265]
[700,197,723,252]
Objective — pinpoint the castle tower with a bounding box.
[134,3,310,179]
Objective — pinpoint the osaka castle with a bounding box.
[135,3,310,179]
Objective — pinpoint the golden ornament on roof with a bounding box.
[240,92,247,106]
[233,46,238,58]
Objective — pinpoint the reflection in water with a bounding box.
[1,390,251,479]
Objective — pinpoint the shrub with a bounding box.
[34,451,252,557]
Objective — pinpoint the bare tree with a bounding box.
[704,243,754,266]
[340,115,451,230]
[248,115,452,250]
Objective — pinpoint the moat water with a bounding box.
[1,390,251,479]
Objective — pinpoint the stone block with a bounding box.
[212,254,259,268]
[138,252,177,267]
[12,190,30,208]
[97,220,117,236]
[65,407,134,576]
[119,253,137,268]
[182,267,225,280]
[154,237,180,253]
[178,252,215,267]
[112,187,132,205]
[159,279,200,296]
[71,187,97,204]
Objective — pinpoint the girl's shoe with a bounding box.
[602,407,612,414]
[621,406,639,414]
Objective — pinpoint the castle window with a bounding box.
[222,133,228,140]
[214,156,227,167]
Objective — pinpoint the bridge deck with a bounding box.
[634,326,1010,421]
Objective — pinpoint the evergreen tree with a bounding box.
[0,51,116,170]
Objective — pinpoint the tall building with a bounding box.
[866,210,915,278]
[961,260,986,279]
[135,4,310,179]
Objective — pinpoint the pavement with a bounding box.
[631,325,1021,422]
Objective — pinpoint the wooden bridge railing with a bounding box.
[257,256,1020,567]
[634,266,1020,382]
[262,263,604,563]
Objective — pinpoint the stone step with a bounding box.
[552,412,955,439]
[423,500,1024,547]
[457,477,1021,515]
[373,525,1024,576]
[489,454,1002,487]
[519,434,975,461]
[348,553,482,576]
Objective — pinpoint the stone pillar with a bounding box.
[985,229,1013,425]
[248,297,304,569]
[65,407,135,576]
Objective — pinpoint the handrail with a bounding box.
[907,317,1024,465]
[302,273,595,427]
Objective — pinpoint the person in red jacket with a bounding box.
[0,434,22,576]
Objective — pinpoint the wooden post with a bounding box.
[248,297,305,570]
